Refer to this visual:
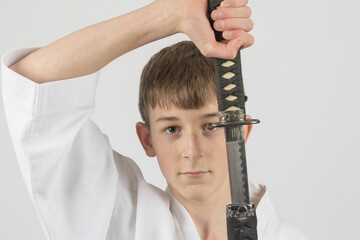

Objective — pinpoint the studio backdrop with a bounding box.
[1,0,359,239]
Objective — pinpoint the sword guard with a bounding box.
[207,109,260,130]
[208,119,260,130]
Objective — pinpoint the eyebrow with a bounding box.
[155,116,179,122]
[155,112,219,122]
[202,112,219,119]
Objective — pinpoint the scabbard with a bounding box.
[208,1,259,239]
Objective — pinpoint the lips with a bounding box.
[181,171,210,178]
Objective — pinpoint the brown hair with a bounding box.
[139,41,216,125]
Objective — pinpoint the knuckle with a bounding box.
[247,18,254,31]
[245,6,252,17]
[248,34,255,46]
[219,8,228,17]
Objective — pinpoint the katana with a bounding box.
[208,1,260,239]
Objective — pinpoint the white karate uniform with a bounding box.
[1,48,310,240]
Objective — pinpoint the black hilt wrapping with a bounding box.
[208,0,247,112]
[227,204,258,240]
[213,53,247,112]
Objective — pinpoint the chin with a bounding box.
[180,184,215,201]
[169,175,229,202]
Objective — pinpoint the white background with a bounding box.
[1,0,359,239]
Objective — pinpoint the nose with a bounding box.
[181,132,203,161]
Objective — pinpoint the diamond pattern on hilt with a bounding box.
[221,60,235,68]
[219,59,241,112]
[225,106,241,111]
[222,72,235,80]
[225,95,238,101]
[223,83,236,91]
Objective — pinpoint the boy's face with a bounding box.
[136,101,251,202]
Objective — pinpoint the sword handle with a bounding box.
[208,0,247,113]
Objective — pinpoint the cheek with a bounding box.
[209,133,228,170]
[154,140,178,179]
[208,130,226,153]
[157,158,172,180]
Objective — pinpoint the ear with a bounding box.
[243,115,253,143]
[136,122,156,157]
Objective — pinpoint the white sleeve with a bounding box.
[1,49,118,240]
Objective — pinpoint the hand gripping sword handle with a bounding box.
[208,1,258,240]
[208,0,247,113]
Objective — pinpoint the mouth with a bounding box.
[180,171,210,178]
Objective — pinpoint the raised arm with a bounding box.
[10,0,253,83]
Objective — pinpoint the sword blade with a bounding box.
[225,125,250,205]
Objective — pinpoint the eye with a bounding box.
[164,126,179,134]
[203,123,218,132]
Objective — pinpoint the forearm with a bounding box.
[10,0,179,83]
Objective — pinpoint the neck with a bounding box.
[170,180,231,240]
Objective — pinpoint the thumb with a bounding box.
[197,37,243,59]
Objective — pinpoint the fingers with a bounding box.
[187,0,254,59]
[221,0,248,8]
[211,6,251,20]
[210,1,253,33]
[213,18,253,32]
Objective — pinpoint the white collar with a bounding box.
[165,183,276,240]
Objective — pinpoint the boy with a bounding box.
[1,0,309,239]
